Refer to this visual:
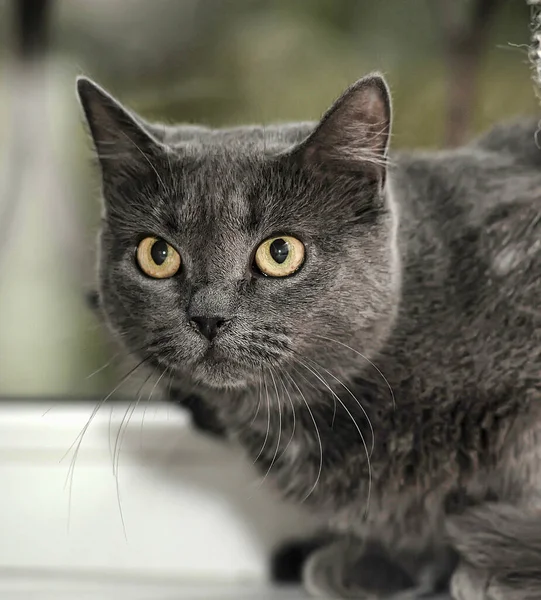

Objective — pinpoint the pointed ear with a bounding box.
[76,76,164,178]
[297,74,391,181]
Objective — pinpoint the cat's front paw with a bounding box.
[169,389,227,438]
[271,535,331,584]
[450,560,541,600]
[303,538,416,599]
[450,562,490,600]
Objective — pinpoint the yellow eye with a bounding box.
[254,235,305,277]
[136,237,181,279]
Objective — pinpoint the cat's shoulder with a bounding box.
[394,118,541,218]
[396,117,540,175]
[394,119,541,293]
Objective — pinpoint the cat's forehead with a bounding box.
[173,149,271,215]
[162,122,315,150]
[143,138,354,248]
[151,148,286,247]
[148,152,281,277]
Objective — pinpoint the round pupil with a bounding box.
[269,238,290,264]
[151,239,169,265]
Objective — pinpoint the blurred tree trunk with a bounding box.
[14,0,51,58]
[432,0,502,147]
[529,0,541,97]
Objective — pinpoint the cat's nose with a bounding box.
[190,316,229,341]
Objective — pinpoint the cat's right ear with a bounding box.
[294,74,392,184]
[76,77,164,179]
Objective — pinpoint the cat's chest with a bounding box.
[231,397,381,513]
[229,385,512,519]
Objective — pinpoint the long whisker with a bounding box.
[257,366,282,488]
[276,368,297,464]
[115,393,145,540]
[304,355,375,457]
[114,366,169,539]
[139,366,159,449]
[112,399,136,540]
[85,352,121,381]
[293,357,372,516]
[247,371,263,428]
[85,336,168,388]
[113,368,155,478]
[137,341,178,435]
[253,371,271,464]
[110,365,153,470]
[63,356,150,470]
[314,334,396,410]
[284,371,323,504]
[136,365,170,456]
[287,356,338,429]
[63,356,150,529]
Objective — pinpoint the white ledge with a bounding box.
[0,400,318,584]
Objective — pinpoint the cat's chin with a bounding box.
[187,359,254,391]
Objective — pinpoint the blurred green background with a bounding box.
[0,0,538,397]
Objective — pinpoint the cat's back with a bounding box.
[389,118,541,393]
[393,118,541,280]
[394,117,541,227]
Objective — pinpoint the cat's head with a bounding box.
[78,74,399,392]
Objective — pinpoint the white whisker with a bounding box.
[247,372,263,428]
[314,334,396,410]
[276,368,297,464]
[304,355,375,457]
[257,366,282,488]
[284,371,323,503]
[114,366,169,539]
[294,357,372,516]
[253,371,271,464]
[85,352,120,381]
[63,357,149,531]
[139,366,159,448]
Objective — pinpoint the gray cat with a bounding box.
[77,73,541,599]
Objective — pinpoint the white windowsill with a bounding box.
[0,400,318,593]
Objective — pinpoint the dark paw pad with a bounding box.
[347,546,415,595]
[271,537,329,584]
[169,390,226,438]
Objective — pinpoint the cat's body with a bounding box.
[78,76,541,599]
[172,118,541,539]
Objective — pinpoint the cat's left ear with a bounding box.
[296,73,391,183]
[76,76,165,179]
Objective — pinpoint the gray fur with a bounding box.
[77,74,541,599]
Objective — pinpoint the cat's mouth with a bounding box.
[161,344,256,390]
[148,331,267,390]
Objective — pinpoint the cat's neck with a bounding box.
[209,374,392,505]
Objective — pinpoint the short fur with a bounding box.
[78,74,541,599]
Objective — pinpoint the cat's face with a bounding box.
[78,75,398,392]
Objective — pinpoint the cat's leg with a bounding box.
[450,560,541,600]
[303,537,453,599]
[447,503,541,600]
[303,537,414,599]
[169,386,227,437]
[449,562,490,600]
